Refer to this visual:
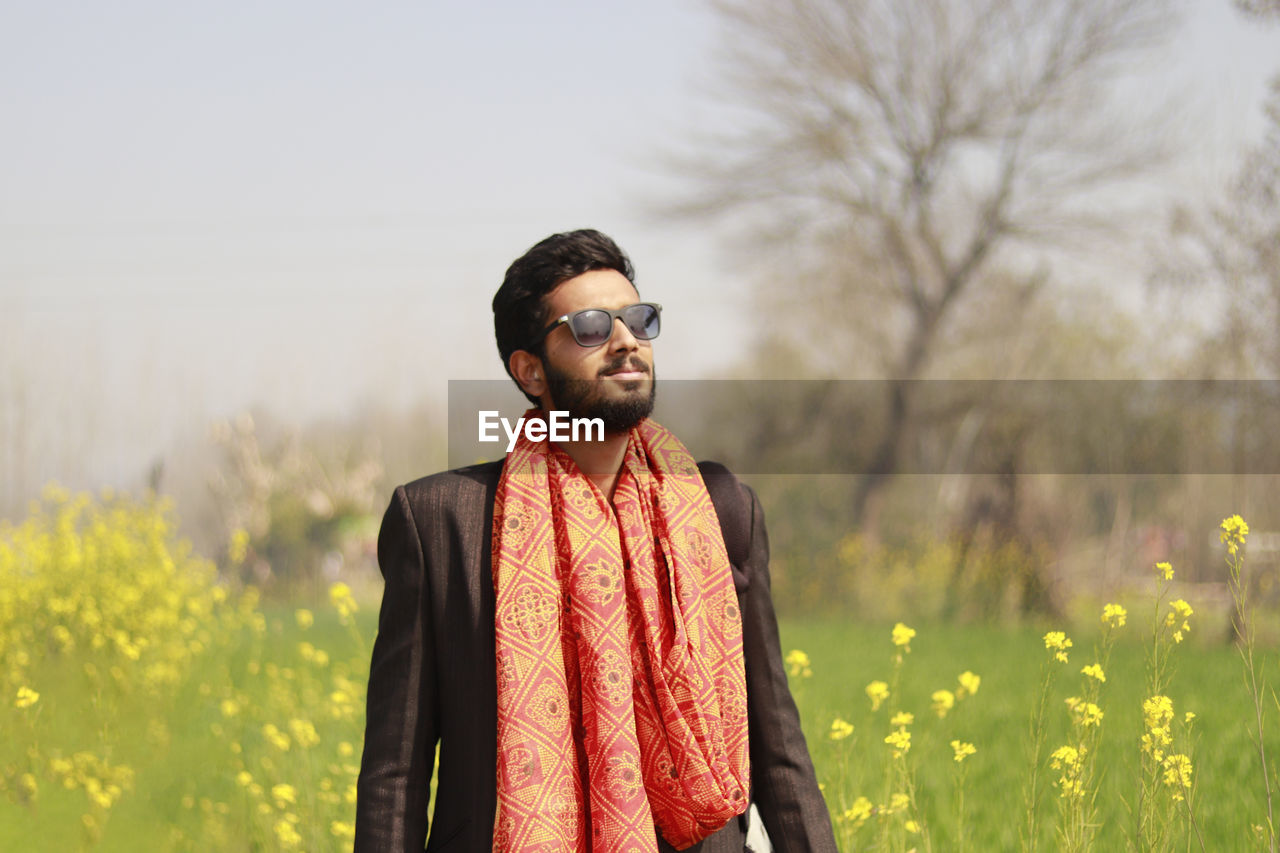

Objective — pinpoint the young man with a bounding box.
[355,230,835,852]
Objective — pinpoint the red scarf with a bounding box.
[491,412,750,851]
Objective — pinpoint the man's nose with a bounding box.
[606,317,639,351]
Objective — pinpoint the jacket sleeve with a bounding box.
[355,486,438,852]
[739,483,838,852]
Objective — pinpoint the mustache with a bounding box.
[598,355,651,378]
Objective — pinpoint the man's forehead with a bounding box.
[543,269,640,315]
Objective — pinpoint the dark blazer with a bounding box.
[355,459,836,852]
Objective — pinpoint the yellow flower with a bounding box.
[1220,515,1250,555]
[1050,745,1080,770]
[931,689,955,718]
[329,582,358,619]
[950,740,977,762]
[1162,754,1193,800]
[295,608,314,630]
[331,820,356,839]
[841,796,873,826]
[14,686,39,709]
[1069,701,1104,727]
[328,677,362,721]
[884,729,912,756]
[956,670,981,698]
[1185,711,1196,725]
[889,792,911,812]
[784,649,812,679]
[236,771,254,788]
[828,718,855,741]
[1043,631,1073,663]
[262,723,291,752]
[52,625,74,652]
[865,680,890,711]
[1058,777,1085,799]
[288,718,320,749]
[1101,602,1127,628]
[220,698,240,718]
[18,773,38,800]
[338,741,355,758]
[1142,731,1171,761]
[1143,695,1174,728]
[274,818,302,847]
[1142,695,1175,759]
[228,528,250,565]
[904,819,921,833]
[891,622,916,650]
[271,783,297,806]
[890,711,914,727]
[1081,663,1106,683]
[1044,631,1069,650]
[1156,561,1174,580]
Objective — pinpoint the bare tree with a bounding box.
[671,0,1178,524]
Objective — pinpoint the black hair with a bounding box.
[492,229,636,405]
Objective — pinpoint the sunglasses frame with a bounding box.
[533,302,663,348]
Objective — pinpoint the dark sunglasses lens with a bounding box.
[570,310,613,346]
[624,304,660,340]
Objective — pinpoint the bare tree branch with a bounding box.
[663,0,1180,523]
[1234,0,1280,21]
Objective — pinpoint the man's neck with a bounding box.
[556,429,629,503]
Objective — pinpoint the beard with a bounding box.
[544,353,656,433]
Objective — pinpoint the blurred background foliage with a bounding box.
[0,488,368,849]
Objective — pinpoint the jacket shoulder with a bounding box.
[399,459,504,501]
[384,460,505,536]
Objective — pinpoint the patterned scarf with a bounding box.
[491,412,750,851]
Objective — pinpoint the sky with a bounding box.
[1,0,1277,504]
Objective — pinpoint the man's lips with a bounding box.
[600,359,650,380]
[603,369,648,380]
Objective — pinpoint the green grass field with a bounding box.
[784,618,1278,850]
[7,607,1277,851]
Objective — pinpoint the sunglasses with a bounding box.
[533,302,662,348]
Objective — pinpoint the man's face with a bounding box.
[537,269,655,433]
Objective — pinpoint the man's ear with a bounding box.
[508,350,547,402]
